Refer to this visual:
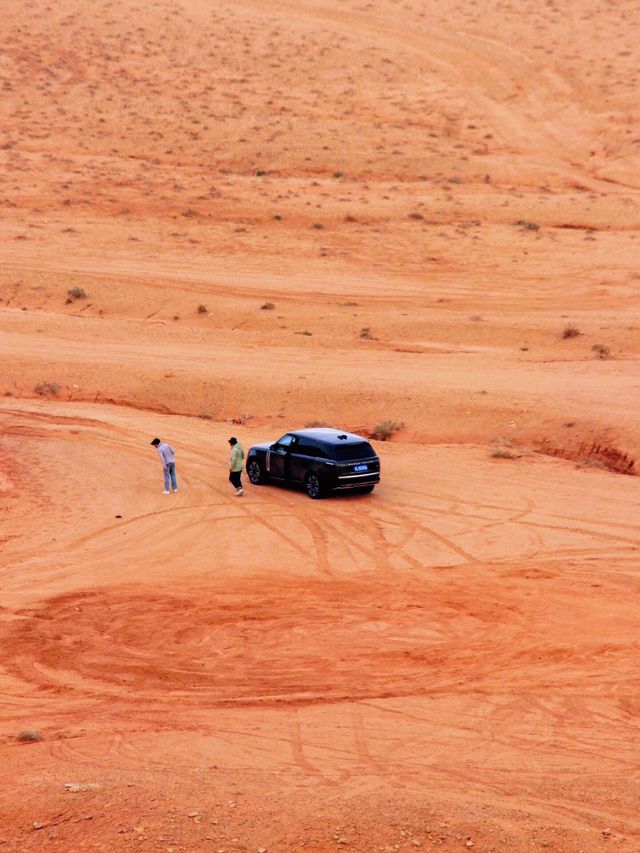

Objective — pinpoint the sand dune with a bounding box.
[1,0,639,850]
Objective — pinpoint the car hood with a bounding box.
[248,442,272,453]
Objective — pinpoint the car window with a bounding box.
[295,443,326,458]
[331,441,376,461]
[276,434,295,447]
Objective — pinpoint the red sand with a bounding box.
[1,0,639,850]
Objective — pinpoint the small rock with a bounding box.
[466,841,474,849]
[187,811,199,818]
[602,828,612,837]
[258,848,267,853]
[32,821,45,830]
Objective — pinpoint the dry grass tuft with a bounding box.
[17,730,43,743]
[35,381,59,397]
[67,286,86,300]
[491,448,518,459]
[370,420,403,441]
[562,325,580,339]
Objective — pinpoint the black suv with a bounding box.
[246,428,380,499]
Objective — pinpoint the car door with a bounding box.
[267,434,295,479]
[288,441,315,482]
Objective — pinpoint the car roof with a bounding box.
[289,428,370,445]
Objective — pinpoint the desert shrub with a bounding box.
[197,303,208,314]
[305,420,332,428]
[255,169,266,176]
[273,214,282,221]
[370,420,403,441]
[333,171,344,178]
[17,730,42,742]
[260,302,275,310]
[35,382,59,397]
[311,223,324,230]
[562,325,580,339]
[67,286,86,300]
[197,411,213,420]
[592,343,610,359]
[514,220,540,231]
[408,212,424,220]
[491,448,518,459]
[359,327,373,339]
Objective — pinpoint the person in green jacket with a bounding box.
[228,436,244,496]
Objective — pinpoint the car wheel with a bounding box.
[305,472,324,499]
[247,459,265,485]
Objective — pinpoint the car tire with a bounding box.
[247,459,266,485]
[305,472,324,499]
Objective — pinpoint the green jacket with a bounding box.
[229,443,244,472]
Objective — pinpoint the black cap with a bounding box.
[228,437,237,444]
[151,438,161,446]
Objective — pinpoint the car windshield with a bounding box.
[332,441,376,461]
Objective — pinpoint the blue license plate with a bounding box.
[354,464,368,472]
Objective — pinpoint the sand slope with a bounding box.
[1,0,639,850]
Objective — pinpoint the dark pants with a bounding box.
[229,470,242,489]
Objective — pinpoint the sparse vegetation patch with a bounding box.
[370,420,403,441]
[67,286,86,300]
[562,325,580,339]
[17,730,42,743]
[491,448,518,459]
[35,382,59,397]
[592,343,610,359]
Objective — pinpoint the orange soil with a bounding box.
[1,0,639,850]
